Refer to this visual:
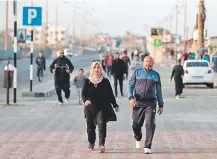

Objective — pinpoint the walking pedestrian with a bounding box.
[171,60,184,99]
[112,52,127,97]
[73,68,86,104]
[128,56,164,154]
[121,50,131,79]
[212,52,217,73]
[81,61,119,153]
[50,49,74,104]
[35,51,46,82]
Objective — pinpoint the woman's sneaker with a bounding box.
[88,143,94,151]
[99,145,105,153]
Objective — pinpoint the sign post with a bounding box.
[23,6,42,92]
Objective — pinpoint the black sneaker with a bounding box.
[88,143,94,151]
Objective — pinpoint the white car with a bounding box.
[64,49,73,57]
[183,60,214,88]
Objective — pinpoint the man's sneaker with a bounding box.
[144,148,152,154]
[65,99,69,104]
[136,140,141,149]
[99,145,105,153]
[88,143,94,151]
[176,95,179,99]
[57,102,63,105]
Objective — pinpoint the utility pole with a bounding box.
[44,0,48,49]
[5,0,8,51]
[197,0,205,52]
[183,0,187,51]
[174,4,178,60]
[13,0,17,103]
[73,7,76,53]
[55,4,58,50]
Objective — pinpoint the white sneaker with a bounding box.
[57,102,63,105]
[144,148,152,154]
[136,141,141,149]
[65,99,69,104]
[176,95,179,99]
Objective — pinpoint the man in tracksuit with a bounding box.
[50,49,74,104]
[128,56,164,154]
[112,52,127,97]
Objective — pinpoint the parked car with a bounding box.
[183,60,214,88]
[64,49,73,57]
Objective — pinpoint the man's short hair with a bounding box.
[79,68,84,72]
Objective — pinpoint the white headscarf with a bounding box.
[88,61,106,85]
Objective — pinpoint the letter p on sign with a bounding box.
[28,9,37,24]
[23,7,42,26]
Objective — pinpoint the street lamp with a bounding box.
[64,0,86,52]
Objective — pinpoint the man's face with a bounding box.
[39,52,42,57]
[59,50,64,57]
[115,54,119,59]
[134,55,139,61]
[143,57,154,70]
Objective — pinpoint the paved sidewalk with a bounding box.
[0,66,216,158]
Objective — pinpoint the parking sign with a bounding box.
[23,7,42,26]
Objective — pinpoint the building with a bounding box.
[33,25,67,48]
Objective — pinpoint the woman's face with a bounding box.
[93,63,101,76]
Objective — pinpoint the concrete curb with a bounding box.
[21,67,90,98]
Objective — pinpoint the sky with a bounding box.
[0,0,217,38]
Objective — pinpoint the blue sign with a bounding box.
[115,40,121,48]
[23,7,42,26]
[176,36,181,44]
[26,34,31,42]
[17,29,26,43]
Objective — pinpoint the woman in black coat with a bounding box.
[171,60,184,98]
[81,61,119,153]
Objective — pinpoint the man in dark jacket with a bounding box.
[35,51,46,82]
[171,60,184,99]
[50,49,74,104]
[121,50,131,79]
[112,52,127,97]
[128,56,164,154]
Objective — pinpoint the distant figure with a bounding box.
[171,60,184,99]
[121,50,131,79]
[212,52,217,72]
[35,51,46,82]
[202,51,210,63]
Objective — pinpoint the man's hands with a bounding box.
[52,69,56,73]
[84,100,91,106]
[66,69,71,73]
[129,99,136,107]
[129,98,164,115]
[114,107,119,112]
[158,108,163,115]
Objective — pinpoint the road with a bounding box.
[0,64,216,158]
[0,53,101,103]
[0,53,101,89]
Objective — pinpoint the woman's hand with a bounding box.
[84,100,91,106]
[114,107,119,112]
